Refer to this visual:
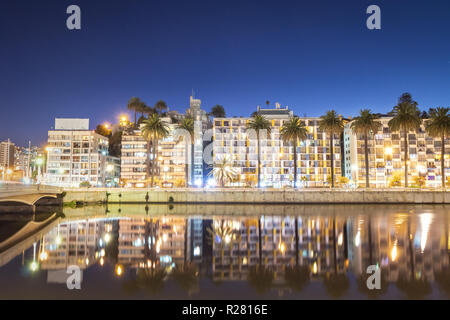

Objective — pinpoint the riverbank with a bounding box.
[63,188,450,205]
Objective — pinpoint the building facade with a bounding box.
[0,139,15,169]
[212,105,343,188]
[45,119,110,187]
[344,116,450,188]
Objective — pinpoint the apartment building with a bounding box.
[0,139,15,168]
[212,105,342,188]
[343,116,450,188]
[120,118,186,187]
[45,118,110,187]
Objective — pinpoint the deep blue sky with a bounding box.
[1,0,450,146]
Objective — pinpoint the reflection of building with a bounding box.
[213,105,343,187]
[344,116,450,188]
[45,118,110,187]
[211,216,348,281]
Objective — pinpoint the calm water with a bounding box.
[0,204,449,300]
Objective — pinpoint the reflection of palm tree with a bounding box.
[123,267,167,295]
[284,266,310,291]
[357,273,388,299]
[247,216,274,294]
[396,215,431,299]
[435,215,450,296]
[171,263,198,293]
[323,217,349,298]
[248,266,274,294]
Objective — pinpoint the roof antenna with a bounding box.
[191,88,195,98]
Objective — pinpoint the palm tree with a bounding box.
[208,155,238,187]
[319,110,344,188]
[425,107,450,188]
[171,263,198,294]
[176,117,194,186]
[247,115,272,188]
[209,105,226,118]
[388,97,422,187]
[280,117,308,188]
[141,114,169,187]
[154,100,168,115]
[350,109,382,188]
[123,267,167,295]
[127,97,145,126]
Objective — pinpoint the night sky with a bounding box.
[1,0,450,146]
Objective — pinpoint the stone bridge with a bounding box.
[0,184,63,206]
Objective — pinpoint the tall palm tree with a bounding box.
[280,117,308,188]
[154,100,168,115]
[208,155,238,187]
[425,107,450,189]
[319,110,344,188]
[247,115,272,188]
[141,114,169,187]
[176,117,194,187]
[127,97,145,126]
[350,109,382,188]
[388,99,422,188]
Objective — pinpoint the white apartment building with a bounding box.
[344,116,450,188]
[0,139,15,169]
[120,118,186,187]
[212,105,343,188]
[45,119,110,187]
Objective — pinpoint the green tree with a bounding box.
[280,117,308,188]
[247,115,272,188]
[425,107,450,189]
[319,110,344,188]
[350,109,382,188]
[141,114,169,187]
[176,117,194,186]
[109,131,122,157]
[209,105,226,118]
[154,100,168,115]
[95,124,112,138]
[388,95,422,187]
[127,97,145,126]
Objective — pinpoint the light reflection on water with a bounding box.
[0,204,449,300]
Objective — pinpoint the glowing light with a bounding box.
[55,236,62,245]
[419,213,433,253]
[384,147,393,155]
[104,233,111,243]
[195,178,203,187]
[391,240,398,262]
[85,258,89,265]
[224,235,231,244]
[313,262,318,274]
[162,234,168,242]
[278,242,286,254]
[99,257,104,266]
[354,231,361,247]
[194,246,201,256]
[30,262,39,272]
[100,249,105,257]
[115,264,124,276]
[337,233,343,246]
[106,164,114,172]
[39,251,48,261]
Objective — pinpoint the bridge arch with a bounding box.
[0,194,59,206]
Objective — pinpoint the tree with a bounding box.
[141,114,169,187]
[95,124,112,138]
[109,131,122,157]
[127,97,145,126]
[208,155,238,187]
[176,117,194,186]
[388,95,422,187]
[319,110,344,188]
[425,107,450,189]
[350,109,382,188]
[247,115,272,188]
[154,100,168,115]
[280,117,308,188]
[209,105,226,118]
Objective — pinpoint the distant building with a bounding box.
[0,139,15,169]
[45,118,110,187]
[185,96,212,186]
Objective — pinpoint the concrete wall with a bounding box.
[63,188,450,204]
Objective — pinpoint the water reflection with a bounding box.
[0,205,449,299]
